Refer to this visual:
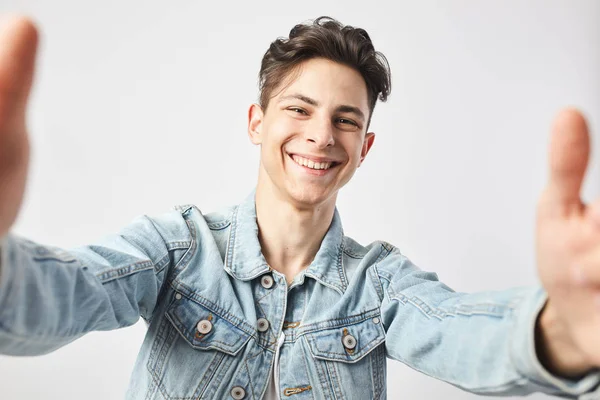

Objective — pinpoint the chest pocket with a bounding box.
[147,291,253,399]
[303,312,387,399]
[166,293,252,354]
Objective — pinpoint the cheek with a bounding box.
[267,119,304,148]
[341,137,365,161]
[274,116,303,135]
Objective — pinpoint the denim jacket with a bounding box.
[1,192,599,399]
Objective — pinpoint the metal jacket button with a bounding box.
[257,318,270,332]
[231,386,245,399]
[197,320,212,334]
[261,275,274,289]
[342,334,357,350]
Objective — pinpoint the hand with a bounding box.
[0,15,38,238]
[536,108,600,376]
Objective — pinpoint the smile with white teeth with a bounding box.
[291,155,334,170]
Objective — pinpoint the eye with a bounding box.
[288,107,308,115]
[337,118,358,127]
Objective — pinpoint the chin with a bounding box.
[285,185,337,209]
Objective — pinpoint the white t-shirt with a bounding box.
[264,331,286,399]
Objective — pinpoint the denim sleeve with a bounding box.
[0,209,192,356]
[376,246,600,398]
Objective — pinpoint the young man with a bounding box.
[1,14,600,400]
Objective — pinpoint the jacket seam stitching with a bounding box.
[380,275,515,320]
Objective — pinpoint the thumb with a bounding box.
[544,108,590,215]
[0,15,39,124]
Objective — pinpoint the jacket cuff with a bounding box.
[0,234,12,310]
[511,286,600,397]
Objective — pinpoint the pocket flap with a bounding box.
[166,293,251,356]
[304,313,385,363]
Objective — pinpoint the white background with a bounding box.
[0,1,599,399]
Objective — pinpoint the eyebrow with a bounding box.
[279,93,366,122]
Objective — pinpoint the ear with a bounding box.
[248,103,264,145]
[358,132,375,167]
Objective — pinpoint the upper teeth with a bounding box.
[291,155,332,170]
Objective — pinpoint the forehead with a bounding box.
[276,58,369,110]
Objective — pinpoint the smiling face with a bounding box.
[248,57,375,209]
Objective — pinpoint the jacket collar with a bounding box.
[224,191,348,294]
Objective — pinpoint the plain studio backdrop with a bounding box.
[0,1,599,399]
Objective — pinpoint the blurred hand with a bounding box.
[0,15,38,238]
[536,108,600,376]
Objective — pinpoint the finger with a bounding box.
[0,15,39,120]
[544,108,590,215]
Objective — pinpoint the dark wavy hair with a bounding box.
[258,16,391,127]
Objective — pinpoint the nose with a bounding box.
[306,117,335,148]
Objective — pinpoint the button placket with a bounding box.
[269,271,290,399]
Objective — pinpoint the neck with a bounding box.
[255,183,336,285]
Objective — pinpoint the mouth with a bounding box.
[286,153,341,173]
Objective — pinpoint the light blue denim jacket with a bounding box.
[1,192,599,399]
